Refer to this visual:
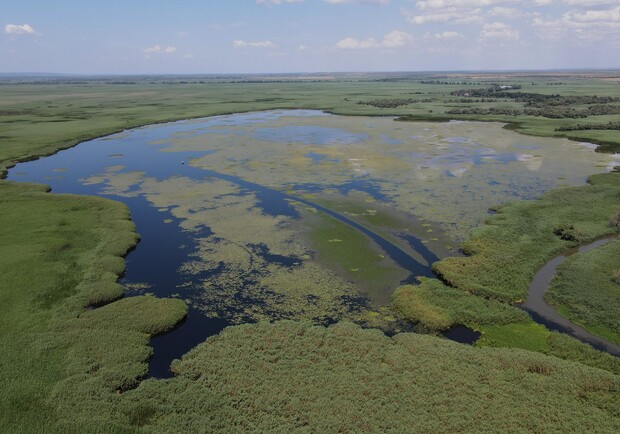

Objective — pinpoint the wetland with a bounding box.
[8,109,620,374]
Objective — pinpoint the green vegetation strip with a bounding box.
[393,278,530,331]
[547,238,620,345]
[0,181,186,433]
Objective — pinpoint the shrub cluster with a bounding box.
[357,98,416,108]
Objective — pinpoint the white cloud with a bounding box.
[336,36,379,49]
[405,7,484,24]
[143,45,178,54]
[489,6,521,17]
[481,21,520,40]
[532,6,620,41]
[4,24,37,35]
[336,30,413,49]
[563,0,620,6]
[298,44,309,50]
[382,30,414,47]
[428,30,464,39]
[567,6,620,22]
[233,39,278,48]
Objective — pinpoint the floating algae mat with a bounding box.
[8,110,620,371]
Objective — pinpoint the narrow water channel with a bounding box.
[521,237,620,357]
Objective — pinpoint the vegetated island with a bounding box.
[1,71,619,432]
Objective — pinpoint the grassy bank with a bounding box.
[0,181,186,432]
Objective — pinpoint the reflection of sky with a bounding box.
[254,126,369,145]
[305,152,339,164]
[165,110,329,140]
[380,134,403,145]
[408,144,522,177]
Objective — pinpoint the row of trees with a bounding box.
[447,104,620,119]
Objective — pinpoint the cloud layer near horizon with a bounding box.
[1,0,619,74]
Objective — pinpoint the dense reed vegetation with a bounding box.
[118,321,619,433]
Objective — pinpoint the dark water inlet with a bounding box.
[521,237,620,357]
[443,325,481,345]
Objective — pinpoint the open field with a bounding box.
[1,72,620,431]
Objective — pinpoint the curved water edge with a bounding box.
[521,236,620,357]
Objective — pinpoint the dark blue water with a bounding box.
[7,110,443,378]
[443,325,481,345]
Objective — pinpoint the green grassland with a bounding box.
[547,238,620,345]
[2,72,620,431]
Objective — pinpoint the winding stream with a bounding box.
[521,237,620,357]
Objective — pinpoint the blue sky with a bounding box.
[2,0,620,74]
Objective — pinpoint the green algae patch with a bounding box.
[308,190,453,261]
[300,206,407,305]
